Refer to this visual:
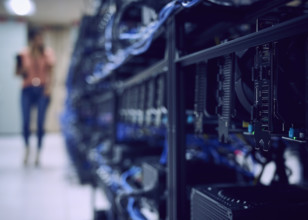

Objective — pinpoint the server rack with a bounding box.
[62,0,308,219]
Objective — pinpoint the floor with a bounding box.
[0,133,109,220]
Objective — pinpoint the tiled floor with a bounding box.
[0,133,109,220]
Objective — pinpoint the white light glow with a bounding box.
[5,0,36,16]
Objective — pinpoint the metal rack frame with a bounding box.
[165,7,308,220]
[72,1,308,219]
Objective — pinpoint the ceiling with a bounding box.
[0,0,87,26]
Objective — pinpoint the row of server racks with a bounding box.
[61,0,308,219]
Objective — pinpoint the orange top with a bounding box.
[19,47,55,88]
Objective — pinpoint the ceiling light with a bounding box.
[4,0,36,16]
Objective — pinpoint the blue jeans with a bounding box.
[21,86,50,149]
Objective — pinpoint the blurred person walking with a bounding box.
[16,27,55,166]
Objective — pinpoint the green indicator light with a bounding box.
[252,131,255,135]
[293,137,296,140]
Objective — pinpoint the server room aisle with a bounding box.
[0,133,108,220]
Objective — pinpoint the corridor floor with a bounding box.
[0,133,108,220]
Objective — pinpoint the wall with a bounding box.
[43,27,75,132]
[0,21,27,134]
